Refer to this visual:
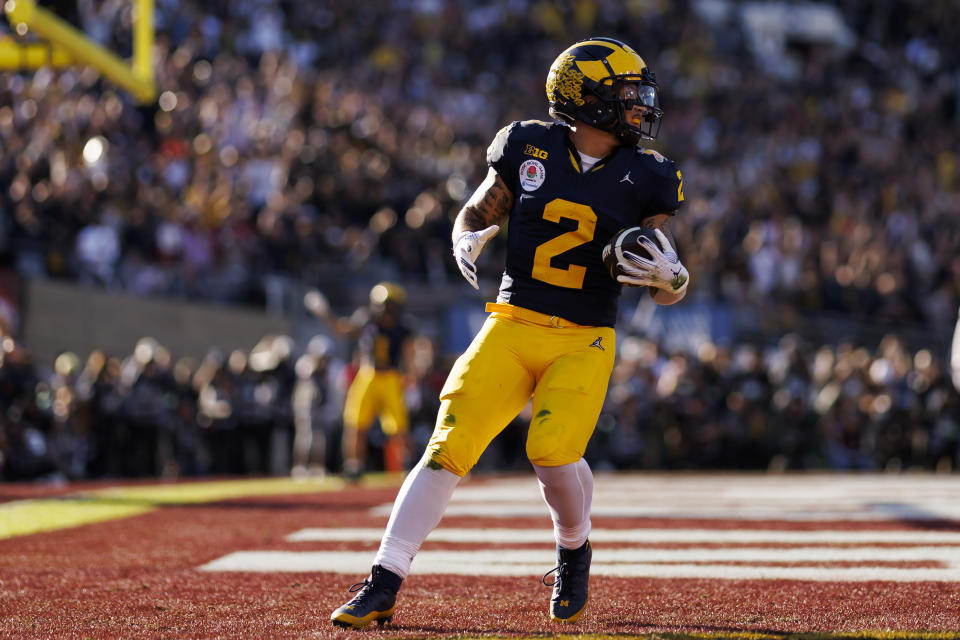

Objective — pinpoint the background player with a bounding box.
[305,282,414,478]
[330,36,691,629]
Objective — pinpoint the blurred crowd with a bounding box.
[1,1,957,325]
[597,330,959,473]
[0,330,449,481]
[2,1,960,480]
[2,325,958,482]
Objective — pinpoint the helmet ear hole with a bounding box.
[595,105,618,126]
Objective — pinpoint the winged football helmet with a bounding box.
[546,37,663,145]
[370,281,406,311]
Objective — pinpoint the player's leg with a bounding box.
[526,326,615,623]
[341,366,376,479]
[378,370,410,473]
[376,315,534,571]
[425,315,537,475]
[333,316,534,629]
[533,458,593,553]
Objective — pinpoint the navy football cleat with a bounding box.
[331,565,403,629]
[542,540,591,623]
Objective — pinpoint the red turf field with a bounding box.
[3,473,960,639]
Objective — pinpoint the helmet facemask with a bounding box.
[580,72,663,145]
[546,38,664,145]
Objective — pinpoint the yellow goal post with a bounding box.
[1,0,155,104]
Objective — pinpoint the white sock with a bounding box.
[533,458,593,550]
[373,455,460,578]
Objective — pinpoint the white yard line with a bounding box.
[199,548,960,582]
[200,474,960,582]
[287,527,960,544]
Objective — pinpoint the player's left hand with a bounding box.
[454,225,500,290]
[616,228,689,294]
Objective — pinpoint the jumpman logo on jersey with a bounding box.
[589,337,605,350]
[620,172,634,184]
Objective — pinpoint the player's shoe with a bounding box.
[542,540,591,623]
[331,565,403,629]
[341,459,363,484]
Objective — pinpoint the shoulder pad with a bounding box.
[638,147,670,163]
[633,147,685,212]
[635,146,680,175]
[508,119,554,140]
[488,120,555,166]
[488,122,518,160]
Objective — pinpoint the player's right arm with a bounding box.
[452,167,512,289]
[452,168,512,238]
[304,289,363,338]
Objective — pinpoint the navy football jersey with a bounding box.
[487,120,684,327]
[354,312,412,370]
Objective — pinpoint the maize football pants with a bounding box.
[426,311,615,476]
[343,366,409,436]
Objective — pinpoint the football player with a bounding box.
[305,282,414,478]
[332,37,690,629]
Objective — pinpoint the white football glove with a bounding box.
[454,225,500,290]
[616,228,689,295]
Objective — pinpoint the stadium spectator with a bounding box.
[0,2,957,503]
[290,334,341,478]
[2,324,958,483]
[0,1,956,337]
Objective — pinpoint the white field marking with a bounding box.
[199,474,960,582]
[286,527,960,545]
[376,503,960,520]
[367,474,960,521]
[197,548,960,582]
[431,504,960,520]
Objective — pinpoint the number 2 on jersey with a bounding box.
[531,198,597,289]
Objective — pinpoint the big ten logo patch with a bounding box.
[523,144,548,160]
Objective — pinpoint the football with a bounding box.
[601,226,657,284]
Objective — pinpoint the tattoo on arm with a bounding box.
[453,168,513,239]
[641,213,677,248]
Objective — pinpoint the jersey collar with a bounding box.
[562,129,622,174]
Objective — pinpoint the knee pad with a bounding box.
[425,423,478,477]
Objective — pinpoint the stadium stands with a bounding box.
[1,1,958,479]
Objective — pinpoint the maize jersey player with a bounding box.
[332,37,690,629]
[305,282,413,477]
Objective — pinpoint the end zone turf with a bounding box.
[3,473,960,639]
